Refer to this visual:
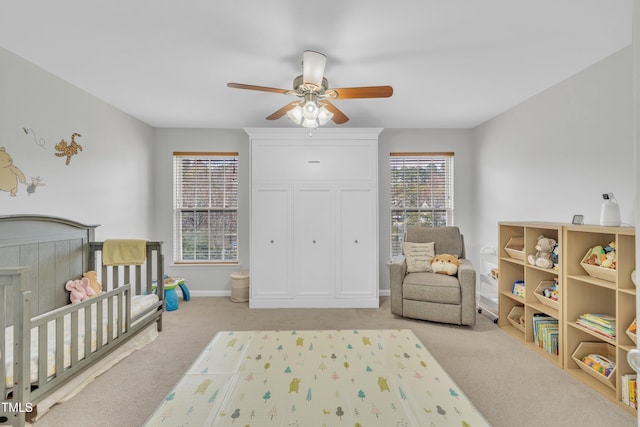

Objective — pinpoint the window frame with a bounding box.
[390,152,454,257]
[173,151,239,264]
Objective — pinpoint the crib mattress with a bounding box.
[3,293,159,388]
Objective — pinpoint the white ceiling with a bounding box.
[0,1,633,129]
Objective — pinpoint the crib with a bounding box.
[0,215,164,426]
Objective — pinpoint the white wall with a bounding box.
[0,47,155,240]
[151,128,250,295]
[152,128,476,294]
[3,41,635,297]
[473,46,635,260]
[378,129,475,291]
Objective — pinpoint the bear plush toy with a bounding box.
[431,254,462,275]
[527,235,557,269]
[83,270,103,295]
[65,277,95,304]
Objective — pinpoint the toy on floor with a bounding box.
[157,275,191,311]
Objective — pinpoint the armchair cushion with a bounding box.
[403,272,461,304]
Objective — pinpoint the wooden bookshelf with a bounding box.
[498,222,637,415]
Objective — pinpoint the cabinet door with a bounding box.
[251,187,291,299]
[338,188,377,298]
[293,187,334,297]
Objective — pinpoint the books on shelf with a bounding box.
[576,313,616,339]
[622,374,638,409]
[532,314,559,355]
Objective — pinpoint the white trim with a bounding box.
[187,289,389,298]
[190,290,232,297]
[245,128,383,140]
[249,298,380,309]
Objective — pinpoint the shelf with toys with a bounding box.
[563,224,636,414]
[498,222,563,368]
[499,222,637,413]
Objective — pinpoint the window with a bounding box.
[173,152,238,263]
[390,152,454,257]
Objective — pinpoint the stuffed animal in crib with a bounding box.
[65,277,95,304]
[527,235,556,269]
[83,270,104,295]
[431,254,462,275]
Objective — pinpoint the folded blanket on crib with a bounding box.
[103,239,147,266]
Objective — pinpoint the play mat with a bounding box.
[145,329,490,426]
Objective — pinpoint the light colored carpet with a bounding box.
[32,297,636,427]
[144,329,490,426]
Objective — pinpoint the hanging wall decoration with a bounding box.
[54,132,83,165]
[0,147,27,196]
[26,176,46,195]
[22,127,47,148]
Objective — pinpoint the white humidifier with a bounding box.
[600,193,621,226]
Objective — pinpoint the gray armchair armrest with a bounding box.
[457,259,477,326]
[389,255,406,316]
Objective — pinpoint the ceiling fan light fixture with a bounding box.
[286,105,303,124]
[302,50,327,88]
[301,94,319,120]
[317,105,334,126]
[301,118,318,128]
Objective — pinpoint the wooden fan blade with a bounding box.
[266,101,301,120]
[227,83,289,94]
[330,86,393,99]
[323,101,349,124]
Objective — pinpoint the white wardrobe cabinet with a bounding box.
[247,129,380,308]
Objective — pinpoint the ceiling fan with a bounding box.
[227,50,393,128]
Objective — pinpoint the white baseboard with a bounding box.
[189,290,232,297]
[188,289,390,297]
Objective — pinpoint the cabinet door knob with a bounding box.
[355,240,358,244]
[312,240,316,244]
[270,240,274,244]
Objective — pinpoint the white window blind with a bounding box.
[390,152,454,257]
[173,152,239,263]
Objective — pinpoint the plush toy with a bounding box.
[83,270,103,295]
[65,277,95,304]
[585,245,603,265]
[551,243,560,271]
[431,254,461,275]
[527,235,557,269]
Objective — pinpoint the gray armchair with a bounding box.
[390,226,476,326]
